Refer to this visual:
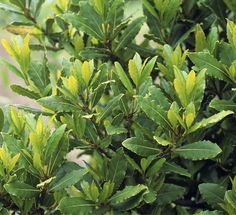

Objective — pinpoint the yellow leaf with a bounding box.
[10,107,24,134]
[185,113,195,128]
[36,116,44,135]
[74,35,84,53]
[229,61,236,81]
[33,153,43,171]
[1,38,18,60]
[82,61,91,85]
[186,70,196,96]
[68,75,79,96]
[128,59,139,87]
[174,79,187,107]
[167,109,178,128]
[6,25,41,35]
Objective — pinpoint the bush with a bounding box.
[0,0,236,214]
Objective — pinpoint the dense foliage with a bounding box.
[0,0,236,214]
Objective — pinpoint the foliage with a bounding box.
[0,0,236,214]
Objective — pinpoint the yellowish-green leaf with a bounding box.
[195,24,206,52]
[6,24,41,35]
[186,70,196,96]
[68,75,79,96]
[185,113,195,128]
[82,61,92,85]
[174,78,187,107]
[128,59,139,87]
[153,136,171,146]
[9,153,20,172]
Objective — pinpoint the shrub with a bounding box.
[0,0,236,214]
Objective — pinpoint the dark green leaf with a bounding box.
[4,181,39,198]
[199,183,226,205]
[122,137,161,157]
[50,169,87,192]
[10,84,40,99]
[175,141,222,160]
[58,197,94,215]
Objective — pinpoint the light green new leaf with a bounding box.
[122,137,162,156]
[4,181,39,198]
[58,197,94,215]
[115,62,133,93]
[128,59,139,87]
[175,141,222,160]
[225,190,236,209]
[199,183,226,206]
[139,56,157,85]
[50,169,87,192]
[195,24,207,52]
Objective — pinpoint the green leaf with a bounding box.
[58,197,94,215]
[0,58,24,79]
[28,59,50,91]
[138,96,174,132]
[225,190,236,209]
[4,181,39,198]
[50,169,87,192]
[64,2,103,41]
[0,108,4,132]
[43,125,67,160]
[47,131,69,174]
[188,52,230,82]
[114,17,145,52]
[162,162,191,178]
[115,62,133,93]
[157,183,185,204]
[0,3,23,14]
[109,150,127,190]
[37,96,79,112]
[80,47,110,60]
[110,184,147,205]
[122,137,161,157]
[98,94,124,121]
[210,99,236,112]
[90,81,108,108]
[175,141,222,160]
[199,183,226,205]
[139,56,157,85]
[10,85,40,99]
[194,210,223,215]
[189,110,233,133]
[195,24,207,52]
[146,158,166,177]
